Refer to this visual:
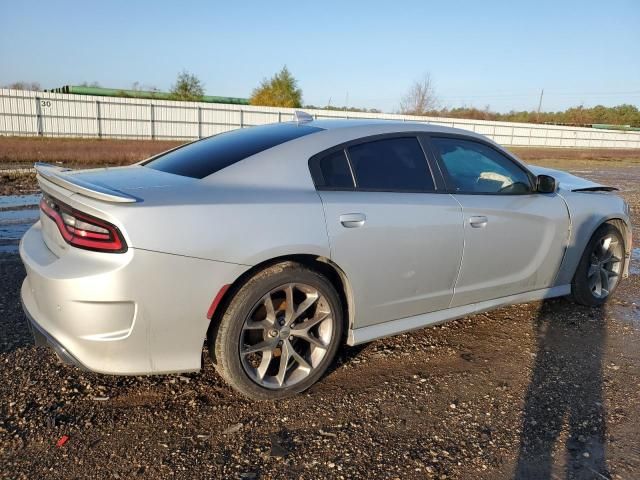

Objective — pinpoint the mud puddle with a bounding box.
[0,194,40,253]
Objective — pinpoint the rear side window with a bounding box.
[145,123,322,179]
[347,137,434,191]
[312,150,355,189]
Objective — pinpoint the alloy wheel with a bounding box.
[588,234,623,299]
[239,283,334,389]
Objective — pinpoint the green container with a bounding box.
[53,85,249,105]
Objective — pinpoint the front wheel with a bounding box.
[209,262,343,400]
[571,223,625,306]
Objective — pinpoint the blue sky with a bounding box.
[1,0,638,113]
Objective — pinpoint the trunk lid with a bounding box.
[35,163,195,203]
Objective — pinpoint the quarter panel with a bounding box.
[554,191,632,285]
[63,186,331,266]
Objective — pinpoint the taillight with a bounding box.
[40,195,127,253]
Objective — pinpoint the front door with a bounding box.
[429,135,570,307]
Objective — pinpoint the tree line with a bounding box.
[397,75,640,127]
[435,104,640,127]
[5,69,639,127]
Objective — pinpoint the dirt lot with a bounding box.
[0,136,182,169]
[0,147,639,479]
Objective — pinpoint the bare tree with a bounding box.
[131,82,159,93]
[4,81,41,91]
[399,74,438,116]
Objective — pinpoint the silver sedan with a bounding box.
[20,115,633,399]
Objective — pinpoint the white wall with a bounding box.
[1,88,639,149]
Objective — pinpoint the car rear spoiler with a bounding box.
[35,163,138,204]
[571,186,618,192]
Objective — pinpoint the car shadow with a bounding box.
[515,298,609,479]
[324,342,368,377]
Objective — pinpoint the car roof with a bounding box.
[301,117,482,138]
[201,118,502,190]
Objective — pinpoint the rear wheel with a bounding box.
[209,262,343,400]
[572,224,625,306]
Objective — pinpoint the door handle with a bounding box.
[340,213,366,228]
[469,216,488,228]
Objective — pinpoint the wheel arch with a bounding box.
[556,209,632,287]
[602,217,632,279]
[206,254,355,361]
[571,215,631,282]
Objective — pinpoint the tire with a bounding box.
[209,261,344,400]
[571,223,625,307]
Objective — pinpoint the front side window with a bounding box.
[431,137,532,194]
[347,137,434,191]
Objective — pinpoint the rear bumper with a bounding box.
[20,221,248,375]
[22,296,88,370]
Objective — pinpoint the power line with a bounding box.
[350,90,640,103]
[438,91,640,100]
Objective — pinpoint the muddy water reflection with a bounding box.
[0,194,40,253]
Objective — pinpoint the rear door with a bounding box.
[428,135,570,307]
[310,135,464,328]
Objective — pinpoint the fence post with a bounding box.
[35,97,44,136]
[240,109,244,128]
[96,100,102,139]
[150,104,155,140]
[197,106,202,139]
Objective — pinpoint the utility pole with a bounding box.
[344,91,349,118]
[536,88,544,122]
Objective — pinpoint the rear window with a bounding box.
[145,123,322,179]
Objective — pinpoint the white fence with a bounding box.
[1,88,639,149]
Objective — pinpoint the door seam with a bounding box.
[550,191,573,286]
[314,190,334,259]
[448,193,465,308]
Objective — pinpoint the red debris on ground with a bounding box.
[55,435,69,448]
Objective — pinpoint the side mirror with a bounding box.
[536,174,557,193]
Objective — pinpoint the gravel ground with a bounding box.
[1,162,639,479]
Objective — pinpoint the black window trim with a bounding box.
[424,133,539,196]
[308,132,444,194]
